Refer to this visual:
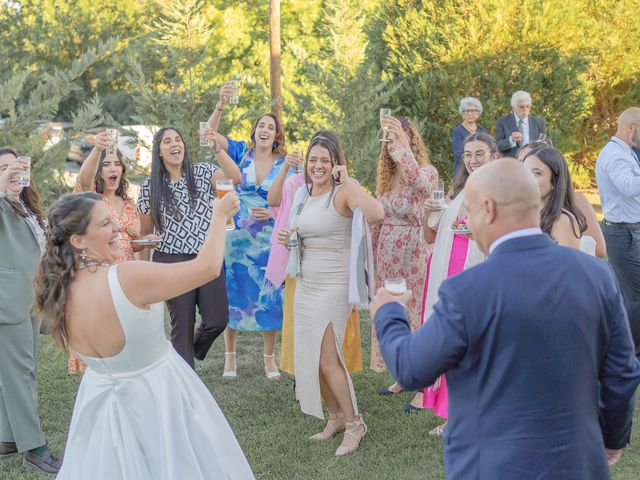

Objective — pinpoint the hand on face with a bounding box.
[213,190,240,221]
[331,164,349,185]
[370,286,412,320]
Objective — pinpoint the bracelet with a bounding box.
[213,144,223,154]
[215,104,224,111]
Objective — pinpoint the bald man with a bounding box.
[597,107,640,356]
[372,159,640,479]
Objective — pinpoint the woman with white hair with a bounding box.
[451,97,487,175]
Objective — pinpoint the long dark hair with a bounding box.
[449,132,497,199]
[523,146,587,238]
[94,149,130,201]
[33,192,103,349]
[0,147,45,229]
[247,113,287,158]
[149,126,196,233]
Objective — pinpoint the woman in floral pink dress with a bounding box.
[371,116,438,399]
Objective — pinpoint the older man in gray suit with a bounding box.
[496,91,547,157]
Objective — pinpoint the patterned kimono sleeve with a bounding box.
[390,146,438,196]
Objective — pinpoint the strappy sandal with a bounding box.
[335,414,367,456]
[263,353,282,381]
[222,352,237,379]
[309,412,345,441]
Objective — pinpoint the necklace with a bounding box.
[78,259,110,271]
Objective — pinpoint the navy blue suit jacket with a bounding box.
[375,235,640,480]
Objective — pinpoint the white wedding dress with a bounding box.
[57,266,255,480]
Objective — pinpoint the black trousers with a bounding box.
[153,251,229,368]
[602,222,640,356]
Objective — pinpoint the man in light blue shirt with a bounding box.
[596,107,640,356]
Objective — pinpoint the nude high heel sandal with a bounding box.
[335,414,367,456]
[309,412,345,441]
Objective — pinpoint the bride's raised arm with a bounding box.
[118,192,240,308]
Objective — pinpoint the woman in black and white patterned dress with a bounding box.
[137,126,241,368]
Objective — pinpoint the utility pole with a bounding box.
[269,0,282,123]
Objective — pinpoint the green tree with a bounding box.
[0,40,117,205]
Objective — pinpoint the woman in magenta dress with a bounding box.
[419,132,498,433]
[370,117,438,400]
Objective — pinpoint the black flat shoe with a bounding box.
[404,403,424,414]
[0,441,18,458]
[378,386,404,396]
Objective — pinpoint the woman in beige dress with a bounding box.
[279,132,384,456]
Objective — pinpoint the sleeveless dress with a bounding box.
[57,266,255,480]
[293,188,358,419]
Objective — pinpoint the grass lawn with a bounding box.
[3,311,640,479]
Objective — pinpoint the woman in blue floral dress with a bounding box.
[208,102,292,380]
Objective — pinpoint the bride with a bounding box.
[33,191,254,479]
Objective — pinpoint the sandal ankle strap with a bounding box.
[263,353,275,358]
[225,351,236,356]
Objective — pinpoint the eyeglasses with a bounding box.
[463,109,480,114]
[462,151,487,162]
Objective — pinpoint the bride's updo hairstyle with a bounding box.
[34,192,103,349]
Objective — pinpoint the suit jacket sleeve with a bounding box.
[374,283,468,390]
[495,117,514,152]
[599,286,640,449]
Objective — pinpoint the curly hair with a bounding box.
[33,192,103,349]
[94,149,131,201]
[376,117,430,196]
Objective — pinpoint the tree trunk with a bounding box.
[269,0,282,123]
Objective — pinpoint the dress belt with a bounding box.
[603,219,640,228]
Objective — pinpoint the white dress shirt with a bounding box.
[596,136,640,223]
[489,227,543,254]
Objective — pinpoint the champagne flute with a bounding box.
[229,79,240,105]
[432,181,445,207]
[199,122,210,148]
[379,108,392,142]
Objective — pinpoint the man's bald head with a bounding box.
[464,158,541,254]
[616,107,640,148]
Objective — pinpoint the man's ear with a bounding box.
[485,198,497,224]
